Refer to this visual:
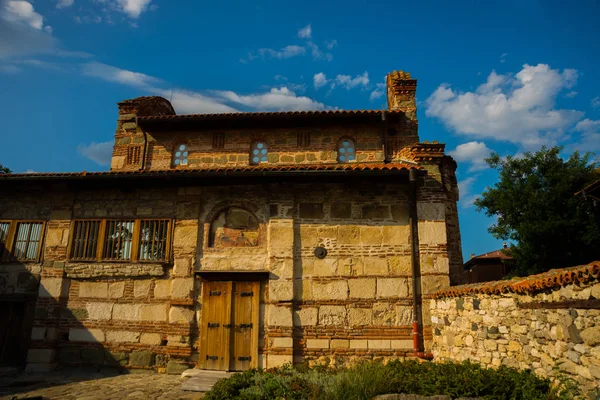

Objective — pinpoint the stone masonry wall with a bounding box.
[430,263,600,395]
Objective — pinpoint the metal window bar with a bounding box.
[103,220,134,260]
[70,221,101,261]
[0,222,10,261]
[139,220,168,261]
[13,222,43,261]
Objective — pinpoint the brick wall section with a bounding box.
[430,263,600,396]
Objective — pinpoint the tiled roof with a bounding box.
[0,163,422,181]
[138,109,401,121]
[432,261,600,299]
[464,248,513,267]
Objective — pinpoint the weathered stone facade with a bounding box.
[0,69,463,373]
[430,262,600,395]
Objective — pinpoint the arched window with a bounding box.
[209,207,259,248]
[250,141,268,165]
[337,138,356,163]
[173,144,188,166]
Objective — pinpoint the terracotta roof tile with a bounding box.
[0,163,421,180]
[432,261,600,299]
[138,109,401,121]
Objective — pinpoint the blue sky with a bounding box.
[1,0,599,260]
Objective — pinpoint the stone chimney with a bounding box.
[386,70,417,120]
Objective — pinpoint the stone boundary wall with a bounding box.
[430,262,600,395]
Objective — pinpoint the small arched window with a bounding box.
[173,144,188,166]
[337,138,356,163]
[209,207,259,248]
[250,141,268,165]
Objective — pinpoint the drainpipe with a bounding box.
[408,169,433,360]
[138,117,148,171]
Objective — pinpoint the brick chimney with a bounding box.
[386,70,417,121]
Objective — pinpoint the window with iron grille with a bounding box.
[69,219,171,262]
[297,132,310,148]
[213,132,225,149]
[126,146,142,165]
[0,221,45,262]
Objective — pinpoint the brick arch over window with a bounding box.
[208,206,260,248]
[337,137,356,163]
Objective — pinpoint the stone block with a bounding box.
[169,306,194,323]
[39,278,64,298]
[112,304,141,320]
[348,308,372,326]
[154,280,171,299]
[306,339,330,349]
[299,226,319,247]
[581,326,600,347]
[318,305,346,325]
[348,278,376,298]
[360,226,383,246]
[417,203,445,220]
[349,340,368,349]
[171,278,194,298]
[69,328,105,342]
[377,278,410,298]
[27,349,55,363]
[363,257,389,275]
[331,339,349,349]
[373,303,395,325]
[173,258,192,277]
[105,351,128,367]
[45,228,66,247]
[421,275,450,294]
[140,304,168,321]
[337,225,360,245]
[129,351,155,367]
[391,339,413,349]
[266,354,293,369]
[269,280,294,302]
[418,221,447,245]
[368,340,391,349]
[134,280,151,297]
[381,226,410,246]
[270,258,294,279]
[312,280,348,300]
[79,282,108,298]
[173,223,198,249]
[388,256,412,275]
[268,305,293,326]
[396,306,413,325]
[86,302,113,321]
[106,331,140,343]
[57,347,80,363]
[167,360,190,375]
[269,222,294,251]
[421,256,450,274]
[140,333,162,345]
[391,204,409,224]
[330,203,351,219]
[312,258,338,277]
[294,279,312,300]
[31,327,46,340]
[271,337,293,348]
[62,307,88,320]
[293,308,318,326]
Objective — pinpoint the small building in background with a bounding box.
[463,244,514,283]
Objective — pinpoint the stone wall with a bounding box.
[430,262,600,395]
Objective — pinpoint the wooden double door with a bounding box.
[199,281,260,371]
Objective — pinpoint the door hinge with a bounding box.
[206,355,218,361]
[238,356,251,361]
[238,323,253,329]
[240,291,253,297]
[224,323,232,328]
[209,290,221,296]
[207,322,220,328]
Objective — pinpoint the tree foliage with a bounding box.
[0,164,11,174]
[474,146,600,276]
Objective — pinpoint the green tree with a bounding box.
[0,165,11,174]
[474,146,600,276]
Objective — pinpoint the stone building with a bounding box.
[0,70,463,373]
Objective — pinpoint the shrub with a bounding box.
[204,360,582,400]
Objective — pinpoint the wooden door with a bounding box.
[199,281,232,371]
[230,281,260,371]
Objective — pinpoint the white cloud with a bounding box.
[449,141,493,172]
[313,72,328,89]
[564,91,577,98]
[0,63,20,73]
[74,15,102,24]
[306,41,332,61]
[333,71,369,90]
[274,74,287,81]
[325,40,337,50]
[592,96,600,109]
[81,62,160,87]
[253,45,305,60]
[78,141,113,165]
[572,118,600,152]
[458,176,480,209]
[500,53,507,63]
[116,0,152,18]
[425,64,584,148]
[214,87,325,111]
[154,89,238,114]
[370,81,386,101]
[56,0,74,9]
[3,1,43,29]
[298,24,311,39]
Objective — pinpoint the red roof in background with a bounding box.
[464,247,513,267]
[0,162,422,182]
